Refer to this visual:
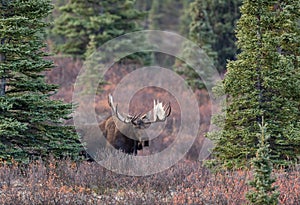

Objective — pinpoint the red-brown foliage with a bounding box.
[0,159,299,204]
[35,57,300,204]
[46,57,212,159]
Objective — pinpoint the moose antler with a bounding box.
[141,100,171,124]
[108,93,171,126]
[108,94,139,123]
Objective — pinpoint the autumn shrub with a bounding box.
[0,158,299,204]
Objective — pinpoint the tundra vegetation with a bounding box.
[0,0,299,204]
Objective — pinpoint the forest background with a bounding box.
[0,0,299,204]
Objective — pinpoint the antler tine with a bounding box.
[157,102,171,121]
[165,102,171,118]
[108,93,171,126]
[131,113,141,123]
[115,104,123,121]
[109,93,134,124]
[146,100,171,123]
[108,93,116,113]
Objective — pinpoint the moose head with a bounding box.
[99,94,171,155]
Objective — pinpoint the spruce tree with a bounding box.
[179,0,193,37]
[246,119,279,204]
[135,0,152,13]
[208,0,300,168]
[148,0,183,32]
[0,0,82,163]
[148,0,184,67]
[52,0,143,59]
[175,0,241,90]
[181,0,241,73]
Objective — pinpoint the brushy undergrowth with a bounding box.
[0,159,299,204]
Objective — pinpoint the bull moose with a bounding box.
[99,94,171,155]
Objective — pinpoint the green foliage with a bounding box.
[148,0,184,32]
[246,119,279,204]
[52,0,144,59]
[208,0,300,168]
[147,0,184,67]
[0,0,82,163]
[188,0,218,65]
[175,0,241,91]
[135,0,153,12]
[179,0,194,37]
[188,0,241,73]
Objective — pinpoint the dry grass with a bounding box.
[0,159,299,204]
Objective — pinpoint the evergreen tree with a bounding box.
[148,0,184,67]
[148,0,183,32]
[175,0,241,91]
[135,0,152,12]
[208,0,300,168]
[45,0,68,44]
[52,0,143,59]
[178,0,242,74]
[0,0,82,163]
[179,0,193,37]
[246,119,279,204]
[148,0,160,30]
[135,0,152,29]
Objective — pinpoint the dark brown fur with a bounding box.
[99,116,147,155]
